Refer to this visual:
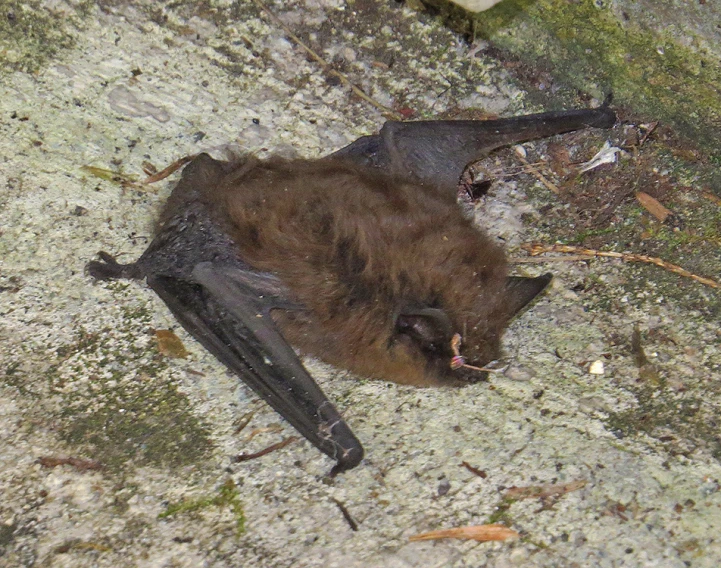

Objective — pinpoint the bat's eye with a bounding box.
[394,307,453,358]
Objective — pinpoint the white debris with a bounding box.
[579,140,624,173]
[450,0,506,12]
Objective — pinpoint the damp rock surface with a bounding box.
[1,1,720,567]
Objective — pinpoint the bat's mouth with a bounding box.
[448,333,506,383]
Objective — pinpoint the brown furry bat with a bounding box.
[88,102,616,472]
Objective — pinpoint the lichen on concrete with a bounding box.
[473,0,721,162]
[0,0,93,73]
[1,0,721,567]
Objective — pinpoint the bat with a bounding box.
[87,102,616,473]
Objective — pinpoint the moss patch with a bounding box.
[0,1,92,73]
[159,478,246,534]
[49,300,213,471]
[60,370,212,470]
[471,0,721,161]
[606,384,721,461]
[417,0,721,161]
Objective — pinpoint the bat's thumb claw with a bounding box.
[86,252,143,281]
[329,444,365,477]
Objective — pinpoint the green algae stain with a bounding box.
[0,1,92,73]
[159,479,246,534]
[61,372,212,470]
[50,301,213,471]
[605,385,721,461]
[472,0,721,160]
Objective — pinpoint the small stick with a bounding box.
[521,243,720,289]
[242,425,283,442]
[232,436,298,462]
[460,461,487,479]
[409,524,519,542]
[37,456,103,472]
[233,407,259,435]
[251,0,402,120]
[509,255,595,264]
[331,498,359,531]
[513,148,561,194]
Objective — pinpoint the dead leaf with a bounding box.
[636,191,673,222]
[547,142,572,176]
[155,329,189,358]
[409,524,519,542]
[142,155,195,184]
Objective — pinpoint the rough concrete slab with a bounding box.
[1,1,720,567]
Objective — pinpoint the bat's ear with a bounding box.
[160,154,229,226]
[182,153,227,182]
[504,273,553,319]
[395,307,453,354]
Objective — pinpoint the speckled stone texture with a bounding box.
[1,1,720,567]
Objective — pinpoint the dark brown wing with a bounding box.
[329,102,615,315]
[329,103,616,193]
[88,154,363,473]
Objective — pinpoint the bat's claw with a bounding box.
[328,440,364,477]
[87,251,143,281]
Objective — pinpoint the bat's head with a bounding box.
[391,273,552,386]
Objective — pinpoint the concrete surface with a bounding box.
[1,1,720,567]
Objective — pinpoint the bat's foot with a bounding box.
[328,445,364,477]
[86,251,143,281]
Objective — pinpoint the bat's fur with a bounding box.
[192,156,510,386]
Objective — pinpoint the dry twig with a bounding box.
[331,498,359,531]
[233,436,298,462]
[251,0,402,120]
[521,243,720,289]
[242,425,284,442]
[513,147,561,194]
[142,155,195,184]
[37,456,103,472]
[460,461,487,479]
[409,524,519,542]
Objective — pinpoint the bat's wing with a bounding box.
[87,154,364,473]
[329,103,616,193]
[147,265,363,473]
[330,103,615,313]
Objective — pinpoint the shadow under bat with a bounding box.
[87,102,616,474]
